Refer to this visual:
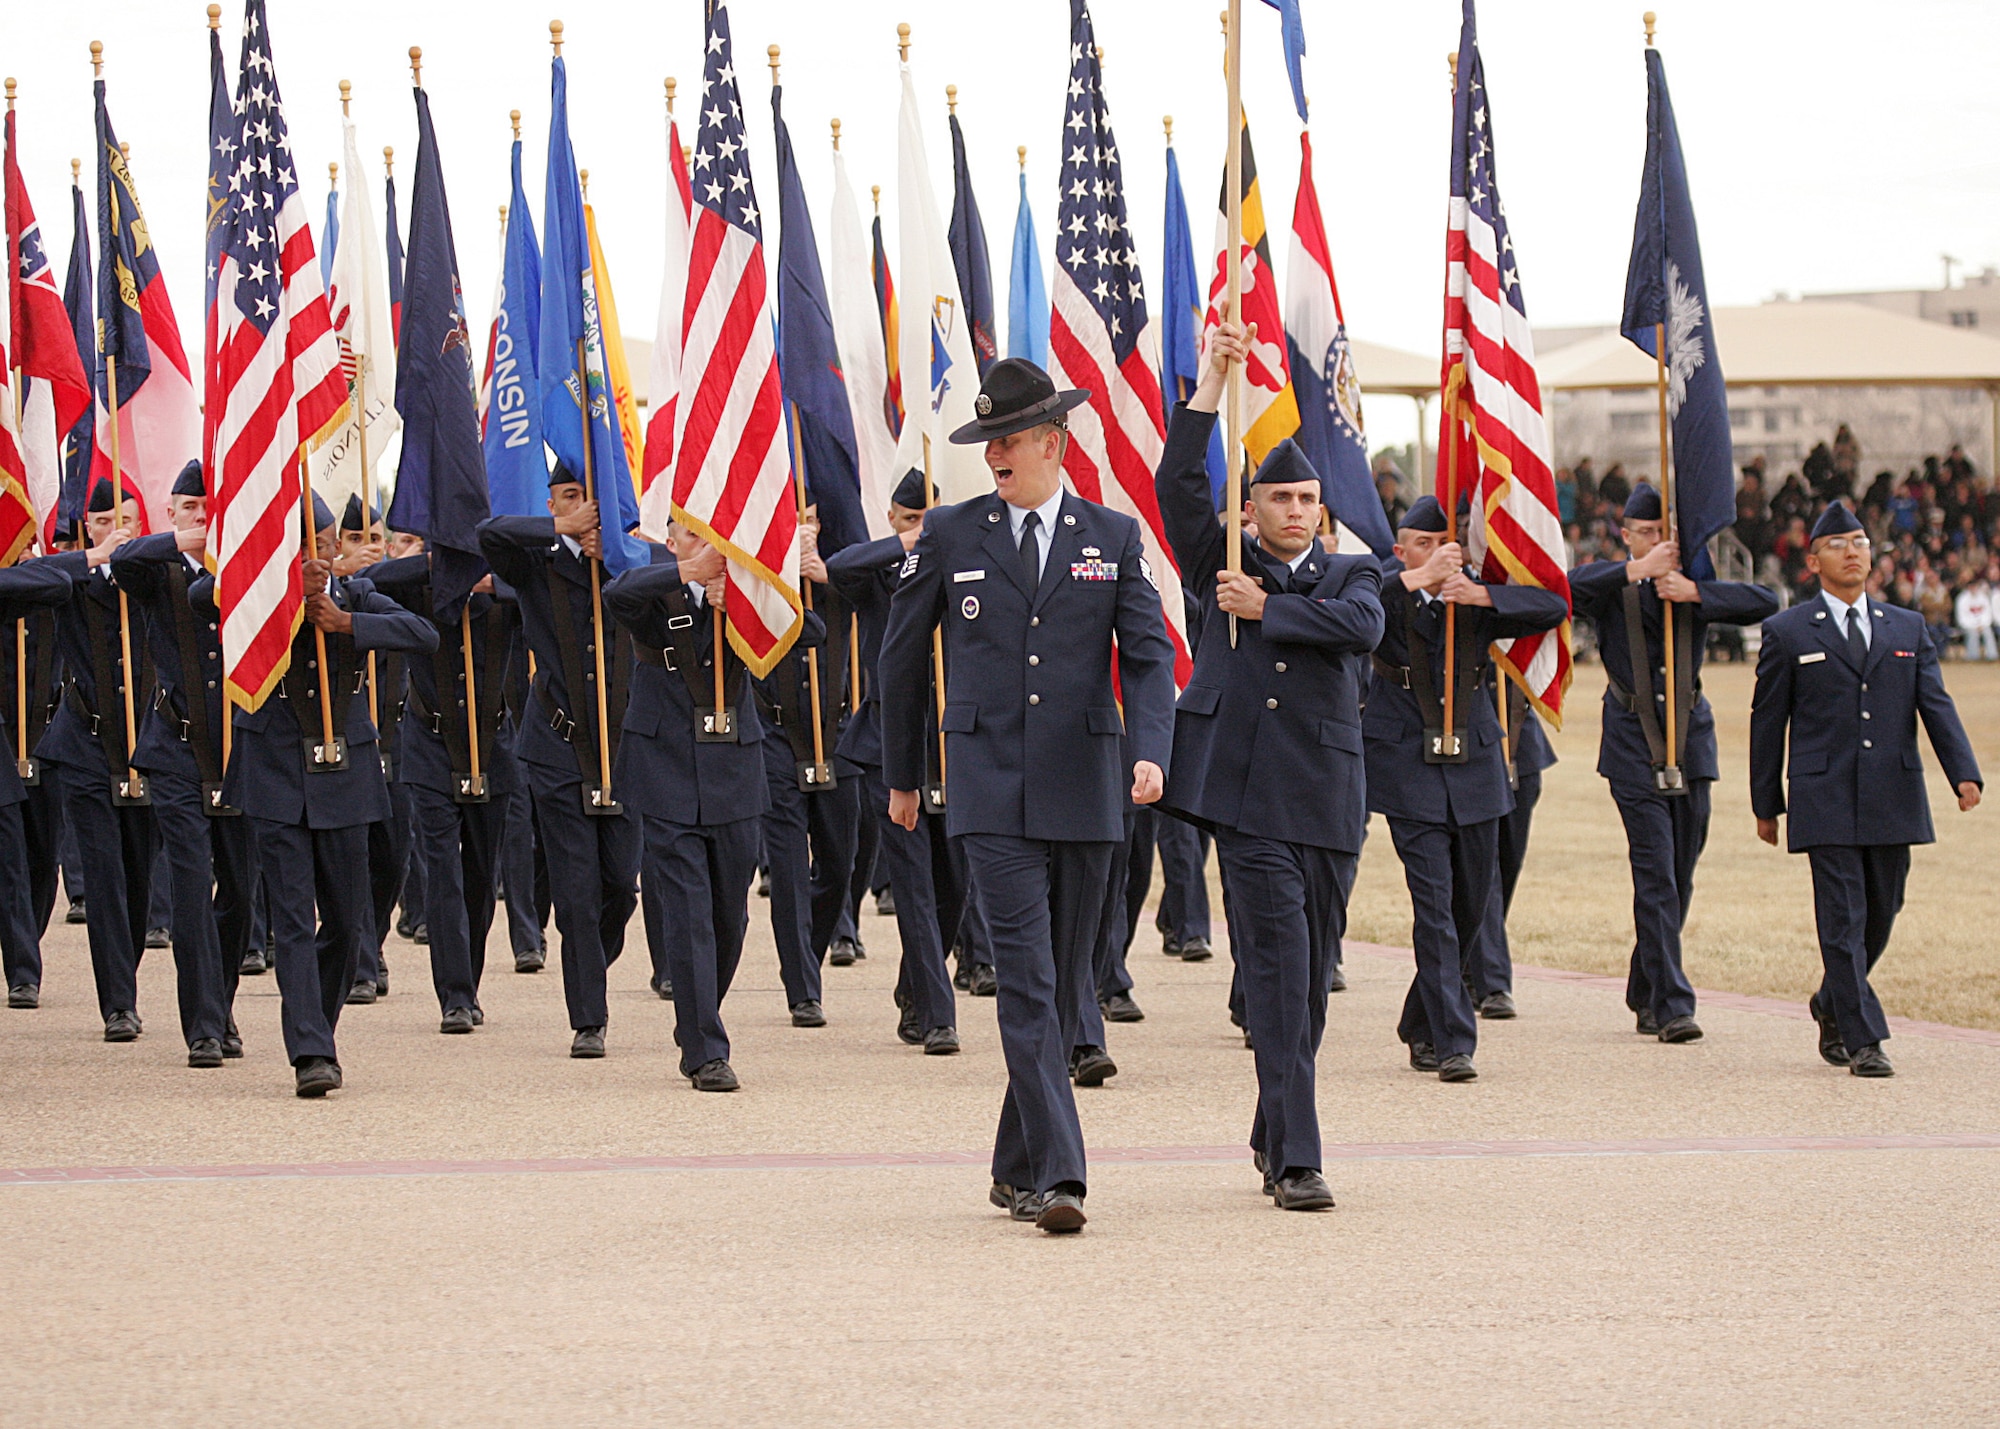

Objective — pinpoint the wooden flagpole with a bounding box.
[921,434,946,809]
[339,78,382,735]
[787,402,829,786]
[1646,11,1681,788]
[1222,5,1244,649]
[1439,49,1461,760]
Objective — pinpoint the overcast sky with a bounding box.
[10,0,2000,455]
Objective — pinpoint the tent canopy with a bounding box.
[1537,301,2000,391]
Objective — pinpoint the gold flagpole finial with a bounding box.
[831,117,842,150]
[946,84,958,116]
[665,77,676,116]
[1643,10,1657,45]
[549,19,564,56]
[382,144,394,177]
[897,23,911,63]
[4,80,14,111]
[580,168,589,201]
[70,157,81,185]
[500,203,508,224]
[682,142,693,166]
[329,161,339,192]
[1218,11,1228,39]
[871,184,880,214]
[1447,51,1459,90]
[207,4,221,30]
[767,44,781,85]
[1163,114,1174,144]
[120,142,130,160]
[1095,44,1104,66]
[339,79,352,117]
[1017,144,1026,170]
[90,41,104,78]
[409,47,423,87]
[510,108,521,141]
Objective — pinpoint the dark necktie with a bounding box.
[1846,605,1867,663]
[1413,593,1443,647]
[1019,510,1041,591]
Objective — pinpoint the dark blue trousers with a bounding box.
[150,768,252,1045]
[255,818,368,1065]
[531,776,639,1030]
[358,781,413,988]
[1614,778,1710,1023]
[1095,809,1139,1000]
[1388,815,1493,1060]
[22,771,62,940]
[864,763,958,1034]
[830,762,877,947]
[498,774,546,956]
[146,842,171,931]
[963,834,1113,1196]
[1125,806,1212,948]
[958,861,994,970]
[1807,843,1908,1053]
[1218,830,1350,1176]
[758,730,857,1008]
[410,783,504,1015]
[53,756,157,1020]
[1466,768,1541,1000]
[0,800,43,991]
[644,812,759,1074]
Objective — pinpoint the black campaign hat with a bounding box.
[1810,501,1865,542]
[1623,482,1662,522]
[891,467,936,511]
[1399,494,1447,534]
[946,358,1090,445]
[1249,438,1321,493]
[171,460,207,499]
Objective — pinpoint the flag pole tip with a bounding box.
[339,78,352,115]
[897,22,911,61]
[409,47,423,85]
[1643,10,1657,44]
[206,4,221,29]
[329,161,339,190]
[89,41,104,76]
[664,76,676,111]
[549,19,564,54]
[510,108,521,139]
[580,168,589,200]
[1163,114,1173,142]
[3,79,14,106]
[70,158,80,184]
[946,83,957,115]
[383,144,394,175]
[871,184,880,210]
[830,117,841,148]
[767,44,780,83]
[1017,144,1026,168]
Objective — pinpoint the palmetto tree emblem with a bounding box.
[1664,260,1705,419]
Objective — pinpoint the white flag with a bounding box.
[315,117,401,511]
[893,62,984,504]
[829,148,897,540]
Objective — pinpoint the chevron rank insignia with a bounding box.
[1139,555,1157,591]
[899,552,920,579]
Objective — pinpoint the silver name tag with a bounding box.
[1797,652,1827,665]
[954,569,985,583]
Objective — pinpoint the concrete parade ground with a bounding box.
[6,663,2000,1424]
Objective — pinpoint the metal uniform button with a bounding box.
[1028,655,1039,666]
[1862,710,1871,720]
[1860,683,1869,692]
[1274,662,1287,673]
[1863,739,1873,749]
[1030,617,1040,627]
[1266,698,1279,710]
[1029,694,1041,706]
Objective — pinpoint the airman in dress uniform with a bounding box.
[880,358,1177,1234]
[1154,319,1384,1211]
[1569,483,1778,1042]
[1365,495,1568,1082]
[0,554,74,1012]
[205,492,438,1097]
[1750,501,1981,1076]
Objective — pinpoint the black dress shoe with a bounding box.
[1178,934,1213,963]
[1657,1015,1704,1044]
[187,1037,224,1068]
[514,948,546,974]
[873,887,896,917]
[1477,991,1517,1020]
[968,964,998,998]
[829,937,859,968]
[395,911,419,940]
[756,869,771,898]
[145,926,170,950]
[991,1184,1040,1221]
[1437,1053,1479,1082]
[221,1030,243,1059]
[103,1009,141,1043]
[1271,1168,1336,1211]
[7,983,37,1010]
[923,1025,960,1055]
[1809,995,1850,1066]
[1849,1043,1894,1077]
[294,1057,341,1098]
[1327,963,1347,993]
[1161,930,1183,958]
[239,947,268,976]
[1036,1191,1087,1234]
[1100,990,1145,1023]
[790,1000,826,1028]
[1071,1046,1117,1087]
[65,898,85,925]
[953,962,972,990]
[851,937,867,960]
[651,976,675,1000]
[345,980,377,1006]
[689,1058,740,1092]
[1408,1041,1439,1072]
[571,1027,606,1059]
[470,1006,484,1026]
[410,923,428,946]
[894,987,924,1045]
[440,1006,476,1034]
[1635,1008,1659,1036]
[376,959,390,995]
[989,1181,1014,1211]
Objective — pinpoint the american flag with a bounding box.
[210,0,349,709]
[1440,0,1570,721]
[1047,0,1190,685]
[669,0,800,677]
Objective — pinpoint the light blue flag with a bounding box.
[1161,143,1225,503]
[483,135,546,517]
[319,183,339,294]
[537,54,646,574]
[1006,172,1048,368]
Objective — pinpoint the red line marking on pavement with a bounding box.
[5,1133,1999,1187]
[1343,941,2000,1048]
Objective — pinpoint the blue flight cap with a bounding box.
[171,460,207,499]
[891,467,935,511]
[1810,501,1864,542]
[1399,494,1447,534]
[1623,482,1662,521]
[1249,438,1322,494]
[311,492,337,532]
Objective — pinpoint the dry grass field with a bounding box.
[1344,659,2000,1032]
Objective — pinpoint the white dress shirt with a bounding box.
[1820,587,1871,649]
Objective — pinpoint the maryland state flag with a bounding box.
[1202,110,1298,476]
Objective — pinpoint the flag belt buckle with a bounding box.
[922,782,947,814]
[698,707,736,743]
[796,761,835,792]
[1653,764,1687,795]
[305,735,350,773]
[16,756,38,786]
